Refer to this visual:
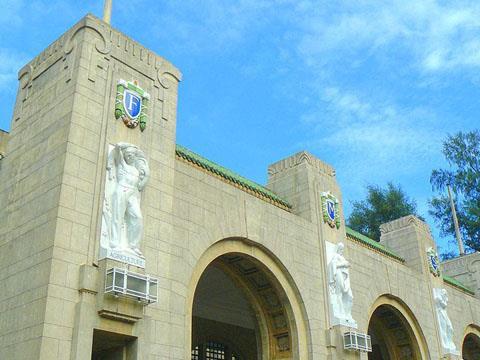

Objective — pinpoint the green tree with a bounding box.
[348,182,420,241]
[430,130,480,253]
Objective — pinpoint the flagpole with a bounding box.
[447,185,465,255]
[103,0,112,24]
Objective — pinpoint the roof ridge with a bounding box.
[175,144,292,210]
[443,274,475,295]
[345,226,405,262]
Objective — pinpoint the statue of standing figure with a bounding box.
[433,288,458,354]
[328,242,356,327]
[101,143,150,258]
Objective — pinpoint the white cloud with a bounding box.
[143,0,278,53]
[288,2,478,192]
[0,0,24,26]
[126,1,480,74]
[0,49,28,90]
[296,0,480,73]
[300,86,443,186]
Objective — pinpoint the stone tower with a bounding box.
[0,14,180,359]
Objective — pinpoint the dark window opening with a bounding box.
[192,342,241,360]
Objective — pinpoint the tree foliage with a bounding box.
[347,182,420,241]
[430,130,480,253]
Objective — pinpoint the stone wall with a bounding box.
[0,129,7,156]
[0,12,479,360]
[443,252,480,297]
[0,129,8,170]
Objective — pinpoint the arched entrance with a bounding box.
[186,239,310,360]
[462,326,480,360]
[367,296,428,360]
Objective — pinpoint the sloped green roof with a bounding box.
[175,144,292,210]
[443,275,475,295]
[345,227,406,262]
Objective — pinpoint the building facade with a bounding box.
[0,14,479,360]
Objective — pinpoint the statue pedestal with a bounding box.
[326,326,364,360]
[441,349,461,359]
[96,258,145,323]
[441,353,461,360]
[99,247,145,268]
[330,315,358,329]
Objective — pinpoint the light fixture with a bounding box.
[343,331,372,352]
[105,267,158,304]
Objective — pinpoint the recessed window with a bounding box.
[191,342,241,360]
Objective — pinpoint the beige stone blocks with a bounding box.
[0,129,8,161]
[380,215,435,274]
[1,11,480,360]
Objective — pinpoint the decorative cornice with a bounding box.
[379,215,431,236]
[268,151,335,177]
[17,14,182,92]
[64,16,111,55]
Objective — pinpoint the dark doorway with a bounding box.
[368,305,422,360]
[191,261,258,360]
[463,333,480,360]
[91,329,137,360]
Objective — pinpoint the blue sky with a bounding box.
[2,0,480,254]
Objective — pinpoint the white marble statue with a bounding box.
[433,288,458,355]
[101,143,149,263]
[327,242,357,327]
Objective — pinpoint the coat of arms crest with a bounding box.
[321,192,340,229]
[115,79,150,131]
[427,247,441,277]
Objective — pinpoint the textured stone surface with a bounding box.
[443,252,480,297]
[0,129,7,155]
[0,13,479,360]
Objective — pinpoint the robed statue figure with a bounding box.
[328,242,356,326]
[434,288,458,354]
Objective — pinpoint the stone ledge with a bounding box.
[98,309,141,323]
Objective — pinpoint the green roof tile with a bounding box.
[443,275,475,295]
[175,144,292,210]
[345,227,406,263]
[175,145,478,294]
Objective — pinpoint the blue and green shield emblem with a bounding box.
[326,198,336,222]
[427,247,441,277]
[115,79,150,131]
[123,90,142,119]
[321,192,340,229]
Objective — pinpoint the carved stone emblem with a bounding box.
[321,192,340,229]
[427,247,441,277]
[115,79,150,131]
[100,143,150,268]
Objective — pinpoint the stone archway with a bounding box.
[367,295,429,360]
[185,239,310,360]
[462,326,480,360]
